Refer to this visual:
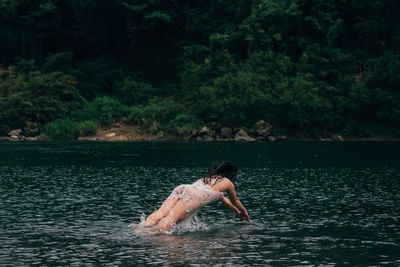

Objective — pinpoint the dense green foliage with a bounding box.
[0,71,84,134]
[0,0,399,139]
[73,96,128,126]
[43,119,97,140]
[43,119,81,140]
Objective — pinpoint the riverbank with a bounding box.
[2,122,400,142]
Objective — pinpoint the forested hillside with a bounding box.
[1,0,399,139]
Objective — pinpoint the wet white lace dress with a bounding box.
[166,176,225,214]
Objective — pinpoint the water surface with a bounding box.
[0,141,399,266]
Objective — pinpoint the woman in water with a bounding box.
[143,161,250,231]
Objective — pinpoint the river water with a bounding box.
[0,141,399,266]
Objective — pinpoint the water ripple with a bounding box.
[0,142,399,266]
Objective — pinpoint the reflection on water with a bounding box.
[0,142,399,266]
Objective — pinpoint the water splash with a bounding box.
[171,212,209,234]
[129,212,209,236]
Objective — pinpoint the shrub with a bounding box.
[127,97,182,133]
[364,52,400,126]
[114,77,160,105]
[43,119,98,140]
[186,69,271,126]
[181,51,299,127]
[73,58,122,98]
[0,92,33,134]
[273,76,334,128]
[0,71,85,132]
[75,96,128,126]
[166,114,202,136]
[27,71,85,123]
[78,120,97,136]
[43,119,80,140]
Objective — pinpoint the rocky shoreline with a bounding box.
[1,120,400,142]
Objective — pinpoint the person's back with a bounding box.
[191,175,225,207]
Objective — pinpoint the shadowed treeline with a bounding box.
[0,0,399,139]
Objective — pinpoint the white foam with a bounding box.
[171,212,209,234]
[129,212,209,236]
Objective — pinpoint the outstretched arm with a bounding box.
[226,183,250,221]
[220,196,241,216]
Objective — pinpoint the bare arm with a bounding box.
[226,182,250,221]
[220,196,241,215]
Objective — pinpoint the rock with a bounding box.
[105,132,116,138]
[196,135,214,141]
[23,129,39,137]
[332,134,344,141]
[235,129,255,141]
[8,129,22,137]
[220,127,233,138]
[253,120,272,137]
[10,135,19,140]
[202,136,214,141]
[216,136,230,141]
[277,135,287,140]
[24,128,39,137]
[267,135,277,141]
[25,137,39,141]
[198,127,212,137]
[195,135,214,141]
[22,121,39,137]
[189,130,198,141]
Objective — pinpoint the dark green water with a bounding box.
[0,141,399,266]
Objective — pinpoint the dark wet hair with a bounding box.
[202,161,238,185]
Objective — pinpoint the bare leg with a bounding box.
[156,199,190,231]
[144,197,179,226]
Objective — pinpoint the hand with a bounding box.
[234,208,241,217]
[239,210,250,222]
